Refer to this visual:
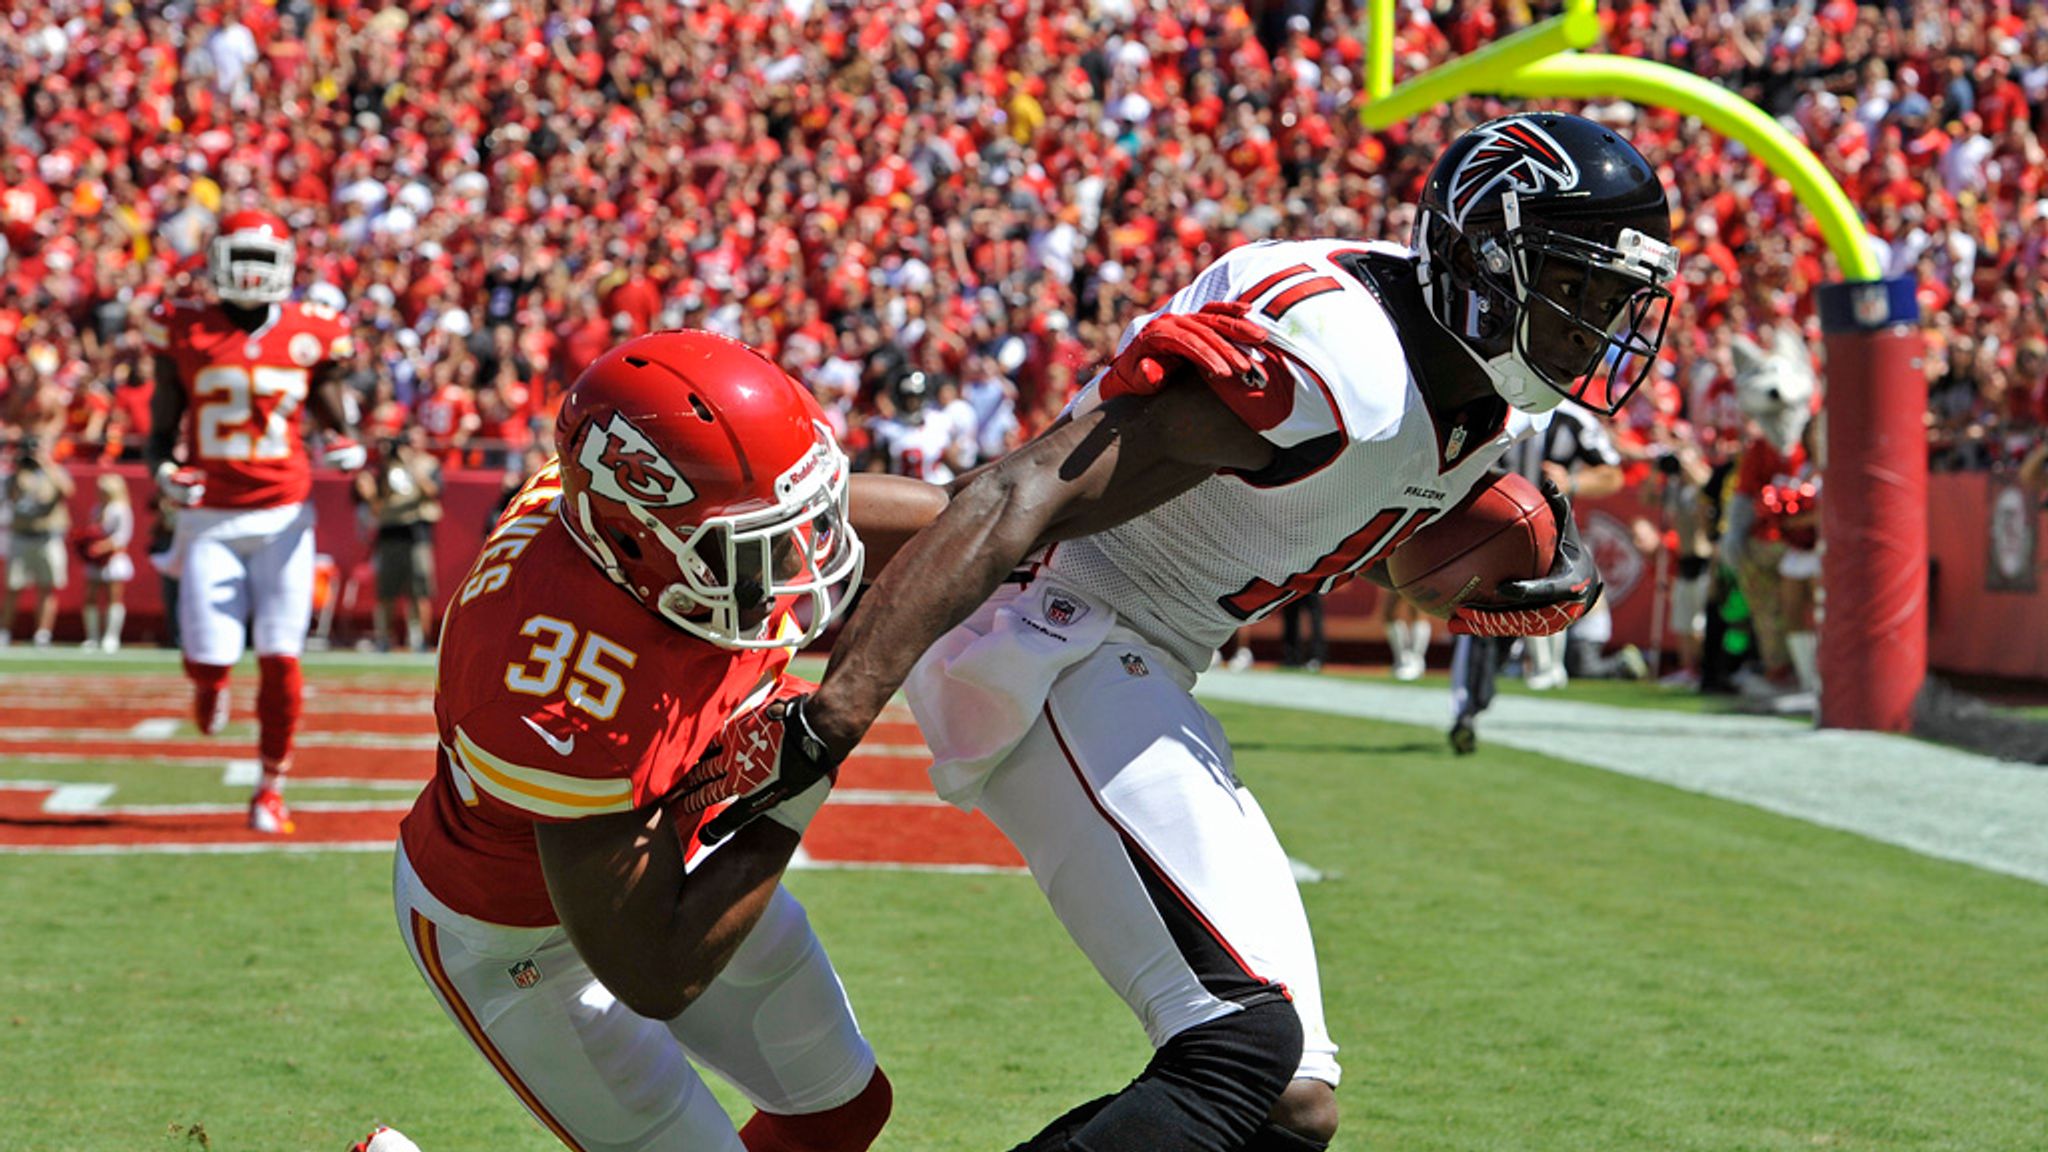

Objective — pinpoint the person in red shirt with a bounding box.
[143,209,368,834]
[412,352,482,468]
[397,331,945,1152]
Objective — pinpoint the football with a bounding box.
[1385,473,1557,617]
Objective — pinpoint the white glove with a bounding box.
[154,462,205,507]
[322,435,369,472]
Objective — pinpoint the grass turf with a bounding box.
[2,686,2044,1150]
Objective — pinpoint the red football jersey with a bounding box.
[400,463,796,927]
[1734,437,1808,545]
[142,299,353,510]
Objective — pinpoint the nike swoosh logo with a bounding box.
[522,716,576,757]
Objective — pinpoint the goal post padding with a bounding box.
[1816,278,1927,732]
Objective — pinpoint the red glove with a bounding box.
[674,677,815,813]
[1446,479,1603,638]
[1101,300,1271,400]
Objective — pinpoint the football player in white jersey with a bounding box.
[699,112,1678,1152]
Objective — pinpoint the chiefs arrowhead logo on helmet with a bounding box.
[579,413,697,507]
[1445,117,1581,228]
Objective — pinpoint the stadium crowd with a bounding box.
[1,0,2044,482]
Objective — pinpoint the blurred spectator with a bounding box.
[2,0,2045,485]
[1,441,72,648]
[76,472,135,652]
[355,428,443,654]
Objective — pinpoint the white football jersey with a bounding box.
[882,408,969,485]
[1043,238,1548,671]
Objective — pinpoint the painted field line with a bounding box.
[788,852,1025,876]
[129,718,180,738]
[827,790,949,807]
[0,841,402,856]
[20,799,413,818]
[0,781,121,815]
[1196,672,2048,887]
[0,727,434,749]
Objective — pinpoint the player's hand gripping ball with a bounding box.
[1387,473,1602,636]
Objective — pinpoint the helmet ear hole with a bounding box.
[608,527,643,562]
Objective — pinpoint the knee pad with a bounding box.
[739,1066,892,1152]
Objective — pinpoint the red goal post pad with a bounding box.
[1817,278,1927,733]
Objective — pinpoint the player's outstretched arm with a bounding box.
[805,383,1274,757]
[308,363,369,470]
[535,798,801,1021]
[847,473,952,573]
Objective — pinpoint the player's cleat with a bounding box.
[248,787,296,835]
[196,685,231,735]
[1449,717,1476,756]
[349,1126,422,1152]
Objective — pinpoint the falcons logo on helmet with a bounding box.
[580,413,697,507]
[1446,118,1581,228]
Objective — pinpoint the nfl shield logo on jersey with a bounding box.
[1042,587,1089,628]
[507,959,543,989]
[1120,652,1150,678]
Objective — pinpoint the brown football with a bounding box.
[1386,473,1558,617]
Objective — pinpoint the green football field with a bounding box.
[1,652,2043,1151]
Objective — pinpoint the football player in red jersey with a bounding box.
[142,209,369,834]
[394,331,940,1152]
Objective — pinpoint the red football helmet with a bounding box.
[555,330,863,649]
[209,209,295,306]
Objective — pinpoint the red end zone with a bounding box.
[0,674,1022,870]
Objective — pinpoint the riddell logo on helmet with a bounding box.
[1446,118,1581,228]
[581,413,697,507]
[774,443,829,500]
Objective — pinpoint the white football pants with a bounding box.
[173,502,316,664]
[907,582,1340,1086]
[392,847,877,1152]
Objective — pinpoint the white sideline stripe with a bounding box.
[44,784,117,814]
[17,799,414,818]
[828,789,946,807]
[0,648,438,668]
[129,718,180,738]
[0,727,435,749]
[0,842,1025,868]
[851,744,929,759]
[0,841,401,856]
[1195,672,2048,888]
[221,759,261,787]
[789,858,1026,876]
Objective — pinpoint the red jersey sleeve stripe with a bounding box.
[1260,276,1344,321]
[1237,263,1315,306]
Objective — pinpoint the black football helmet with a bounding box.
[892,369,931,417]
[1414,112,1677,415]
